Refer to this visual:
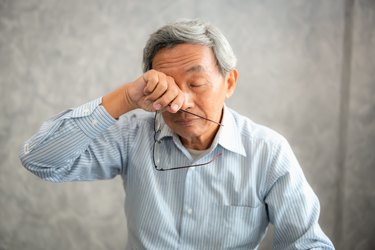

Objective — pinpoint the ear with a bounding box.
[225,68,238,99]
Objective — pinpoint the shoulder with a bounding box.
[227,107,301,188]
[227,107,287,147]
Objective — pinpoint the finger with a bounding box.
[143,72,159,95]
[166,92,185,113]
[144,73,169,103]
[152,84,181,111]
[143,70,163,95]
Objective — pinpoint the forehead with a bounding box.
[152,44,218,75]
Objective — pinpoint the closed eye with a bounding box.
[189,82,206,88]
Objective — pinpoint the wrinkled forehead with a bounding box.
[152,44,218,75]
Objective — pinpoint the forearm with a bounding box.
[20,70,185,181]
[19,98,118,182]
[264,139,335,249]
[267,174,334,250]
[102,84,137,119]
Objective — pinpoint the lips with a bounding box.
[173,114,200,125]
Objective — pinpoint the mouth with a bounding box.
[173,115,200,126]
[176,107,223,126]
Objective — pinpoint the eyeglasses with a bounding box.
[153,108,223,171]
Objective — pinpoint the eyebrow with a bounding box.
[185,65,207,74]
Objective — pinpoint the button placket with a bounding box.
[179,166,195,242]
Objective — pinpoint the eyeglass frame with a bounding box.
[152,108,223,171]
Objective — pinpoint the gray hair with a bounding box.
[142,19,237,76]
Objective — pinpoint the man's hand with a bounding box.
[102,70,184,118]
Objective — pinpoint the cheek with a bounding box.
[198,80,226,98]
[204,86,227,105]
[194,86,226,111]
[209,79,228,98]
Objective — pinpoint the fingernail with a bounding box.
[154,103,161,110]
[171,104,179,111]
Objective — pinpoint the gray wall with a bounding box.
[1,0,374,249]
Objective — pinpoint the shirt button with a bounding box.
[187,208,193,215]
[24,143,30,154]
[83,108,90,115]
[91,119,98,125]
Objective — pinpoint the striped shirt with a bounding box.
[20,97,334,249]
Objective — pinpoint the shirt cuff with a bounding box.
[73,97,117,139]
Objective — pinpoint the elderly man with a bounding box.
[20,19,334,249]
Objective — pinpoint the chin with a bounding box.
[175,125,201,135]
[170,124,202,137]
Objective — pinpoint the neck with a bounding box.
[180,123,220,150]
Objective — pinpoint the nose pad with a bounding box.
[181,92,193,110]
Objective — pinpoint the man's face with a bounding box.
[152,43,237,150]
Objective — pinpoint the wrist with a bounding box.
[123,84,138,111]
[102,84,136,119]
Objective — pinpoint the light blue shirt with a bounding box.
[20,97,334,249]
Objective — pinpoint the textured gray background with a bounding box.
[1,0,374,249]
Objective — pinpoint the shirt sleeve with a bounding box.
[19,97,125,182]
[264,138,335,250]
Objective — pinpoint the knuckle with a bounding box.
[158,80,168,90]
[146,70,158,81]
[158,99,168,106]
[148,69,157,75]
[157,70,166,76]
[166,76,174,82]
[170,87,180,96]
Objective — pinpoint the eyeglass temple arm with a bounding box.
[167,104,224,126]
[155,152,223,171]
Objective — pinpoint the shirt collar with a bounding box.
[157,105,247,157]
[215,105,247,157]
